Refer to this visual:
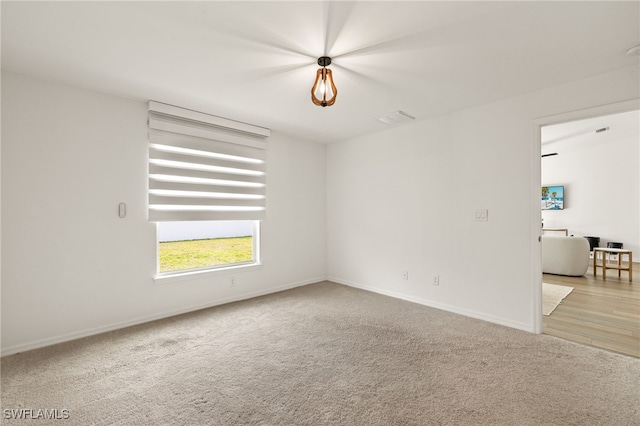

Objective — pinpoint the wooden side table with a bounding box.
[593,248,633,282]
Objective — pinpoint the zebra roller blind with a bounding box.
[148,101,269,221]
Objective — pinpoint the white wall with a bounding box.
[327,65,640,332]
[1,71,327,355]
[541,111,640,261]
[3,65,639,354]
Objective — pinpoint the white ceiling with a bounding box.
[2,1,639,144]
[542,109,640,153]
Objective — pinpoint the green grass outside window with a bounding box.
[159,236,253,273]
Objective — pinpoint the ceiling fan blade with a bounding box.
[332,63,393,91]
[331,63,403,110]
[228,61,315,84]
[323,2,356,56]
[330,2,511,60]
[210,23,316,60]
[332,29,436,60]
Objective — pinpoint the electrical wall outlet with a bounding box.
[230,277,236,287]
[433,274,440,286]
[402,271,409,280]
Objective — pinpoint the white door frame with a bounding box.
[530,98,640,334]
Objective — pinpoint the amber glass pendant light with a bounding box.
[311,56,337,107]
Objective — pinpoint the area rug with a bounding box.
[543,282,574,315]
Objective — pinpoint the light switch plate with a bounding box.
[475,209,488,221]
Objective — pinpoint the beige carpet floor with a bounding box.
[2,281,639,425]
[542,282,574,316]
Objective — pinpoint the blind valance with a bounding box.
[148,101,269,222]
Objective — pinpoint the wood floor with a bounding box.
[543,261,639,358]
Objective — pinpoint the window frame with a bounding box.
[154,220,262,285]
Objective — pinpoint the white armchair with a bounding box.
[542,235,590,276]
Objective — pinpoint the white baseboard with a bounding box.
[1,277,325,357]
[327,276,535,333]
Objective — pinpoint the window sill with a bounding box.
[154,262,262,285]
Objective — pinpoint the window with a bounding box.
[157,220,259,274]
[148,102,269,277]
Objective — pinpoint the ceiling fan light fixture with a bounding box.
[311,56,337,107]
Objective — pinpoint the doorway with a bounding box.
[534,101,639,356]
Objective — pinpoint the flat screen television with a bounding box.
[541,185,564,210]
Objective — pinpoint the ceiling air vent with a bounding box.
[376,110,415,126]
